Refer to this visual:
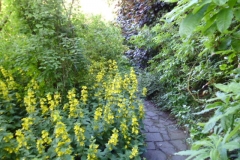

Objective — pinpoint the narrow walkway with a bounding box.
[142,101,189,160]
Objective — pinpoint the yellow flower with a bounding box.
[24,89,36,114]
[81,86,88,104]
[139,103,145,119]
[54,121,72,157]
[74,123,85,146]
[40,98,48,115]
[51,110,62,122]
[36,139,44,154]
[3,133,13,142]
[107,128,119,151]
[94,107,102,121]
[142,87,147,96]
[42,130,52,144]
[129,146,139,159]
[15,129,27,151]
[87,139,99,160]
[120,120,128,139]
[131,115,139,135]
[22,117,34,130]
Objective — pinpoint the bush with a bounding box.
[0,60,145,159]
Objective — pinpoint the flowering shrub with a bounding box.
[0,60,145,159]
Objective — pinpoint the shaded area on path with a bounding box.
[142,101,189,160]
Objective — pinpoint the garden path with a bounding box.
[142,100,189,160]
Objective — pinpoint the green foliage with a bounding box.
[0,0,126,95]
[130,0,240,158]
[177,78,240,159]
[0,0,144,159]
[76,15,126,62]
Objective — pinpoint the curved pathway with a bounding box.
[142,101,189,160]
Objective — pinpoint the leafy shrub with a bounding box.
[0,60,145,159]
[177,78,240,159]
[76,15,127,62]
[0,0,127,95]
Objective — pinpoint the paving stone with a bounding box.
[170,140,188,151]
[145,133,163,142]
[150,116,159,120]
[146,142,156,150]
[146,111,158,117]
[156,141,177,155]
[143,119,154,126]
[143,150,167,160]
[145,126,160,132]
[168,130,187,140]
[162,133,171,141]
[154,123,166,128]
[158,128,168,134]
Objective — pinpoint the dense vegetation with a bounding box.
[121,0,240,159]
[1,0,240,159]
[0,0,146,159]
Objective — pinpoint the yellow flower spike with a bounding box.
[87,140,99,160]
[131,115,139,135]
[129,146,139,159]
[54,121,72,157]
[51,110,62,123]
[21,117,34,130]
[107,128,119,151]
[36,139,44,154]
[24,89,36,114]
[3,133,13,142]
[40,98,48,114]
[15,129,27,151]
[120,120,128,139]
[74,123,85,146]
[81,86,88,104]
[94,107,102,121]
[139,103,145,119]
[46,93,52,101]
[142,87,148,96]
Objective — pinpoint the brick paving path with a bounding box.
[142,101,189,160]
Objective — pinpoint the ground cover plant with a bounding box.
[0,0,146,159]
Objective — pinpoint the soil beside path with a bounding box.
[142,100,189,160]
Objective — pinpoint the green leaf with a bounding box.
[203,115,224,133]
[215,83,229,92]
[232,38,240,51]
[225,123,240,141]
[179,5,207,37]
[213,0,228,5]
[210,149,220,160]
[228,0,237,7]
[223,104,240,116]
[192,0,211,14]
[224,141,240,151]
[216,8,233,33]
[234,8,240,21]
[194,152,210,160]
[176,149,209,160]
[194,107,217,115]
[216,92,227,103]
[220,64,228,70]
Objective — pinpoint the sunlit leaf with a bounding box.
[213,0,228,5]
[216,8,233,33]
[179,4,207,37]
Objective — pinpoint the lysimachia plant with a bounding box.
[0,60,145,159]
